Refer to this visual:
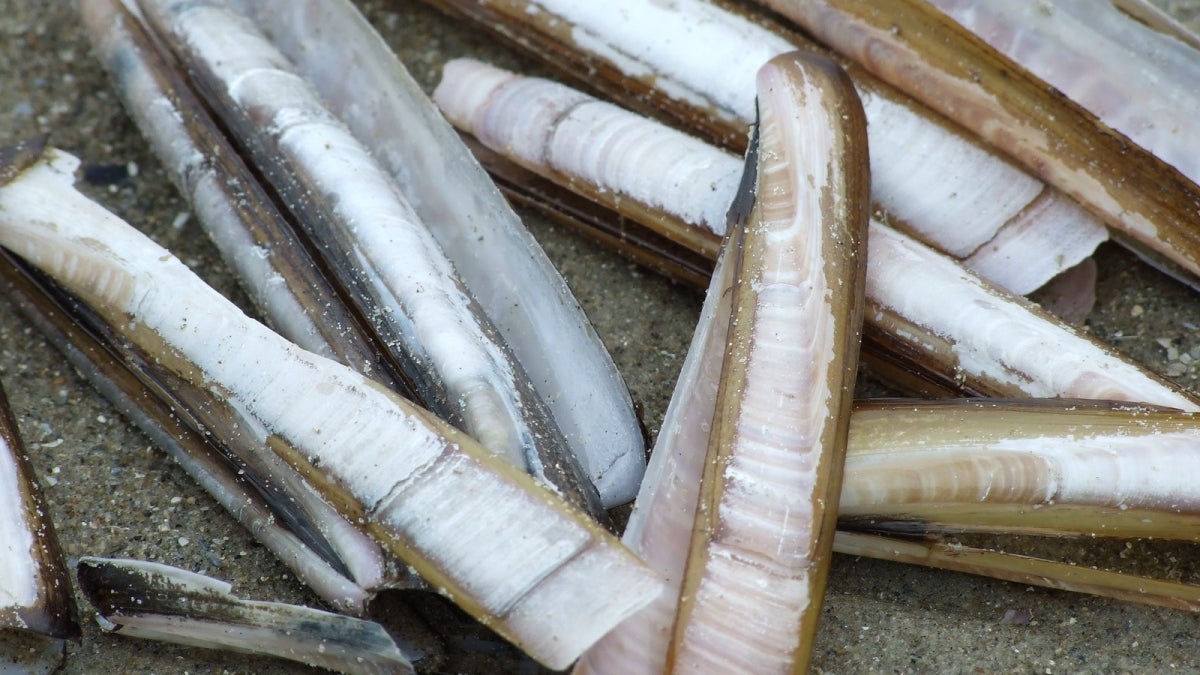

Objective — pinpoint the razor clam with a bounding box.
[434,59,732,260]
[841,399,1200,541]
[76,557,414,674]
[928,0,1200,187]
[0,145,662,670]
[81,0,403,612]
[420,0,1108,296]
[80,0,413,388]
[436,59,1199,409]
[461,134,717,288]
[834,531,1200,612]
[0,244,388,615]
[134,0,604,516]
[576,184,741,675]
[668,51,868,673]
[434,57,1101,299]
[858,222,1194,405]
[754,0,1200,285]
[0,295,77,674]
[226,0,646,509]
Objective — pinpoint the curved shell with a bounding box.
[669,52,869,673]
[137,0,603,515]
[0,146,661,670]
[842,401,1200,540]
[428,0,1107,293]
[758,0,1200,284]
[231,0,647,507]
[931,0,1200,186]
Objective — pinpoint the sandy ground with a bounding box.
[2,0,1200,673]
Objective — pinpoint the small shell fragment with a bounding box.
[0,354,78,673]
[76,557,415,675]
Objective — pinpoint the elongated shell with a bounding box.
[0,329,78,659]
[0,146,661,670]
[756,0,1200,284]
[670,52,869,673]
[81,0,406,385]
[135,0,602,516]
[930,0,1200,187]
[862,222,1196,408]
[435,58,735,258]
[842,400,1200,541]
[228,0,646,508]
[834,531,1200,613]
[577,222,741,675]
[76,557,415,675]
[424,0,1107,295]
[436,60,1196,409]
[0,246,385,614]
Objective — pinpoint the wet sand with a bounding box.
[2,1,1200,672]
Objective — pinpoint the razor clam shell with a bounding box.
[437,60,1195,408]
[833,531,1200,613]
[76,557,415,675]
[423,0,1107,294]
[854,85,1045,261]
[841,400,1200,540]
[80,0,416,396]
[0,358,77,649]
[863,222,1197,409]
[432,55,1103,298]
[0,147,662,670]
[228,0,647,509]
[81,0,404,607]
[0,250,387,614]
[461,134,716,288]
[135,0,604,517]
[577,227,740,675]
[435,58,731,258]
[930,0,1200,186]
[756,0,1200,284]
[669,53,869,673]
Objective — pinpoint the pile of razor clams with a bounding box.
[2,0,1200,672]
